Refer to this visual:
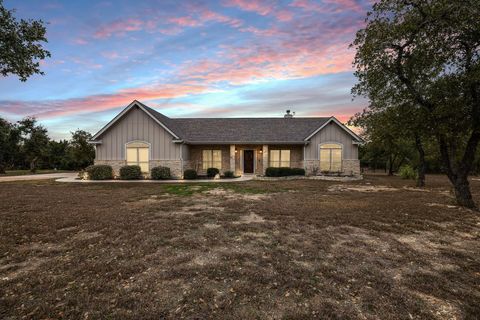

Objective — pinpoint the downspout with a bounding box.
[180,142,184,179]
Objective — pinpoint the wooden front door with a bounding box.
[243,150,254,173]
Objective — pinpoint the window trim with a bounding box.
[125,140,151,172]
[318,142,343,172]
[269,149,291,168]
[202,149,222,170]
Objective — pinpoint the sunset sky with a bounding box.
[0,0,370,140]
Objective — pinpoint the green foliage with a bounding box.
[398,165,416,180]
[223,170,235,178]
[265,167,305,177]
[184,169,197,180]
[119,165,142,180]
[0,0,51,81]
[206,167,219,178]
[0,117,20,173]
[351,0,480,207]
[18,117,50,173]
[67,130,95,170]
[86,165,113,180]
[151,166,171,180]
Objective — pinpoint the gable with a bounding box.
[91,101,178,141]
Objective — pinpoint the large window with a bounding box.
[320,143,342,172]
[202,150,222,169]
[126,142,149,172]
[270,149,290,167]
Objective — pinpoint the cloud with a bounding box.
[94,18,143,38]
[223,0,294,21]
[0,84,216,119]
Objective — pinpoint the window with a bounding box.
[270,149,290,167]
[126,142,149,172]
[202,150,222,169]
[320,143,342,172]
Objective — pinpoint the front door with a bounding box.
[243,150,254,173]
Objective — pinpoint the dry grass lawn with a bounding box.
[0,175,479,319]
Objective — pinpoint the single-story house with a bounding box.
[90,100,362,178]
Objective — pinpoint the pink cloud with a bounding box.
[73,37,88,45]
[168,16,201,27]
[1,84,215,119]
[94,18,143,39]
[101,51,120,59]
[223,0,294,21]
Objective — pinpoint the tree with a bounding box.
[0,0,50,81]
[67,130,95,170]
[0,117,20,173]
[47,139,69,169]
[18,117,49,173]
[352,0,480,208]
[351,102,432,187]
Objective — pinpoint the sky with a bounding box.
[0,0,371,140]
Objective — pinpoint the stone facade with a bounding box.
[304,159,361,176]
[341,159,361,176]
[94,159,183,178]
[94,160,126,177]
[184,145,231,175]
[149,160,183,179]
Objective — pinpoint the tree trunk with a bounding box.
[30,157,38,173]
[0,163,5,174]
[415,135,426,187]
[451,174,476,209]
[387,155,396,176]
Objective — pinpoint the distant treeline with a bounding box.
[0,117,95,173]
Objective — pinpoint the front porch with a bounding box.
[183,144,304,176]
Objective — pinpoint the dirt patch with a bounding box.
[328,184,398,192]
[0,175,479,319]
[234,212,266,224]
[71,230,102,241]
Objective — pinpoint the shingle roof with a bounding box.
[143,105,330,144]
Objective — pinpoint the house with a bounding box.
[90,100,362,178]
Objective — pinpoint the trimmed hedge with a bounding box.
[223,170,235,178]
[151,166,171,180]
[265,167,305,177]
[184,169,198,180]
[86,165,113,180]
[206,167,220,178]
[119,165,142,180]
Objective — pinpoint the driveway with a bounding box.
[0,172,78,182]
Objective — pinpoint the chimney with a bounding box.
[284,109,294,118]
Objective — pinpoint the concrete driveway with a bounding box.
[0,172,78,182]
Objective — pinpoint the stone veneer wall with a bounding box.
[184,145,231,175]
[304,159,361,176]
[149,160,183,179]
[94,159,183,178]
[94,160,126,177]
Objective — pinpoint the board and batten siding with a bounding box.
[95,107,181,161]
[304,122,358,160]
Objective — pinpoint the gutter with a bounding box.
[183,141,310,145]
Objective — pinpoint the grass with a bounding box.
[0,169,73,176]
[0,175,479,319]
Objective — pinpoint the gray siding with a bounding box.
[95,107,181,160]
[304,122,358,160]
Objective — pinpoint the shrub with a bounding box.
[86,165,113,180]
[265,167,305,177]
[206,167,220,178]
[151,166,171,180]
[223,170,235,178]
[184,169,198,180]
[119,165,142,180]
[399,164,417,180]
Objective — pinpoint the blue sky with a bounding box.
[0,0,370,140]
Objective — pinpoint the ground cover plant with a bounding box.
[0,174,479,319]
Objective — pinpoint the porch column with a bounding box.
[230,144,236,173]
[262,144,268,174]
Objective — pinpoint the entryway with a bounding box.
[243,150,254,173]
